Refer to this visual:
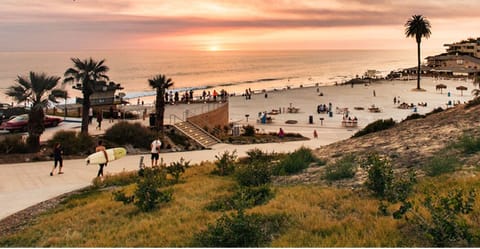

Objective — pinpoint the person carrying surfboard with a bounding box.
[150,137,162,167]
[95,140,108,178]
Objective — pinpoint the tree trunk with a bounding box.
[81,93,91,134]
[27,107,45,152]
[417,41,421,90]
[155,90,164,135]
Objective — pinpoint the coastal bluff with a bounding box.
[282,102,480,186]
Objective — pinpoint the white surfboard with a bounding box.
[85,147,127,165]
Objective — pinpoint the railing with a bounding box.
[182,102,227,120]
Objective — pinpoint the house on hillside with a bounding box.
[425,53,480,77]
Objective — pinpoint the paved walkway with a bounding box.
[0,130,352,220]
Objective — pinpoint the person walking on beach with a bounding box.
[95,140,108,178]
[96,112,103,130]
[373,90,376,97]
[50,143,63,176]
[151,137,162,167]
[313,129,318,139]
[393,97,397,104]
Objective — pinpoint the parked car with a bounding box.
[0,106,28,123]
[2,114,63,132]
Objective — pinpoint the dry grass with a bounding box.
[1,162,480,247]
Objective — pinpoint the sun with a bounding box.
[208,45,220,51]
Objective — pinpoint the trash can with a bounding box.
[309,115,313,124]
[413,106,417,113]
[149,113,156,127]
[448,100,452,106]
[447,92,451,97]
[329,111,333,117]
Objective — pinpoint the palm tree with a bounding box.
[148,74,174,133]
[64,58,109,134]
[5,72,66,151]
[405,14,432,90]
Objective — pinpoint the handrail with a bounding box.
[185,120,222,143]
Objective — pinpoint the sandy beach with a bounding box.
[0,76,476,220]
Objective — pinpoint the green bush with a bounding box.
[206,185,274,212]
[423,154,460,176]
[134,167,173,212]
[323,154,357,181]
[425,107,444,116]
[361,153,416,202]
[465,97,480,109]
[455,133,480,154]
[404,188,478,247]
[165,158,190,183]
[192,210,287,247]
[0,134,28,154]
[403,113,425,122]
[103,121,156,149]
[213,150,237,176]
[48,130,93,155]
[242,148,278,164]
[92,171,139,189]
[353,118,396,138]
[168,128,189,147]
[361,153,394,199]
[243,125,255,136]
[273,147,316,175]
[235,161,272,187]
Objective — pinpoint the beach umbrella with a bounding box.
[435,83,447,94]
[456,85,468,96]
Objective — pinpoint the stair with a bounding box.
[174,121,221,148]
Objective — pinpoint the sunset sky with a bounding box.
[1,0,479,52]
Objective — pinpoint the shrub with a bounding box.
[235,161,272,187]
[165,158,190,183]
[48,130,94,155]
[465,97,480,109]
[0,134,28,154]
[192,210,287,247]
[323,154,357,181]
[352,118,396,138]
[112,190,134,204]
[92,171,139,189]
[403,113,425,122]
[273,147,316,175]
[243,125,255,136]
[168,128,189,147]
[206,185,274,212]
[103,121,156,149]
[404,188,478,247]
[425,107,444,116]
[242,148,278,164]
[213,150,237,176]
[455,133,480,154]
[134,167,173,212]
[361,153,394,199]
[361,153,415,202]
[423,154,460,176]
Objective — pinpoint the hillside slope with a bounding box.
[283,103,480,185]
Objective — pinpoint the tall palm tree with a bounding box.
[64,58,109,134]
[5,72,66,152]
[148,74,174,133]
[405,14,432,90]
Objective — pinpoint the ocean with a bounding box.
[0,49,442,101]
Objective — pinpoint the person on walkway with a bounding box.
[109,106,114,123]
[88,107,93,124]
[50,143,63,176]
[278,127,285,139]
[96,112,103,130]
[313,129,318,139]
[95,140,108,178]
[151,137,162,167]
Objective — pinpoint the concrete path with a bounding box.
[0,131,352,220]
